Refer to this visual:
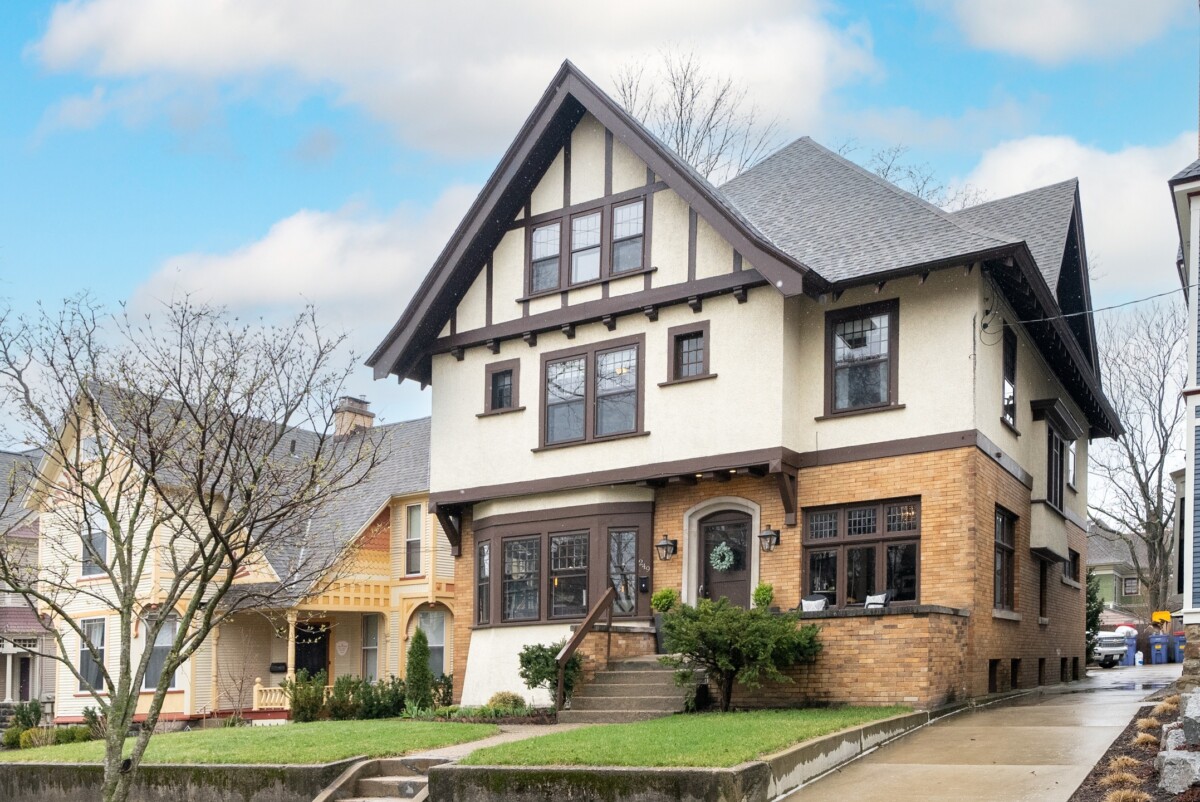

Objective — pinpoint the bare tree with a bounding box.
[614,50,781,184]
[0,296,384,802]
[836,140,988,211]
[1089,300,1187,619]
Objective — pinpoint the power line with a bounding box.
[1015,283,1191,325]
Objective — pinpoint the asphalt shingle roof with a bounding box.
[718,137,1017,283]
[1171,157,1200,184]
[952,179,1078,291]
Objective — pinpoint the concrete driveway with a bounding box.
[789,663,1182,802]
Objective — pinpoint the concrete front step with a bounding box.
[589,670,679,687]
[375,756,449,776]
[558,709,676,724]
[355,775,427,798]
[569,695,684,712]
[574,682,686,699]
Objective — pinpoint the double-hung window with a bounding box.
[549,532,588,618]
[530,223,561,293]
[1047,429,1065,511]
[802,499,920,608]
[611,201,644,273]
[524,193,651,295]
[502,536,540,621]
[79,618,106,692]
[543,337,643,447]
[826,301,898,414]
[1064,548,1081,582]
[405,504,422,575]
[570,212,602,284]
[81,515,107,577]
[994,507,1016,610]
[143,616,178,690]
[1002,328,1017,429]
[361,614,379,682]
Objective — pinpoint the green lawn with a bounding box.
[0,719,499,765]
[461,707,909,768]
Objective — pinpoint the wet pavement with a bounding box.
[788,663,1182,802]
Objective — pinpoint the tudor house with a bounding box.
[370,62,1121,710]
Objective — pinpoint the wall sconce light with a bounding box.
[655,536,678,561]
[758,528,781,553]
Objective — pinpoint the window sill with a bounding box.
[1061,576,1082,590]
[517,266,657,302]
[658,373,717,388]
[476,406,526,418]
[77,575,107,584]
[815,403,905,422]
[992,609,1022,622]
[533,430,650,453]
[74,692,108,698]
[1038,616,1050,626]
[1000,417,1021,437]
[140,689,183,695]
[1067,483,1078,494]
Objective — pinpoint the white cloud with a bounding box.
[31,0,875,155]
[961,132,1196,302]
[131,186,480,422]
[929,0,1186,65]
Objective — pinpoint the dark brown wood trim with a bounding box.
[476,405,526,419]
[823,299,900,418]
[666,319,710,382]
[449,310,456,337]
[485,258,493,327]
[483,358,521,415]
[658,373,717,388]
[604,129,613,197]
[687,207,698,282]
[510,183,666,231]
[643,188,655,291]
[975,430,1034,489]
[733,251,742,273]
[437,269,765,353]
[562,135,571,209]
[432,506,462,556]
[473,501,654,532]
[796,429,974,469]
[814,403,905,422]
[532,430,650,453]
[773,469,798,526]
[1030,398,1085,440]
[537,332,646,450]
[517,265,657,303]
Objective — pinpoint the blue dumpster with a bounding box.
[1173,633,1187,664]
[1150,634,1169,665]
[1124,636,1138,666]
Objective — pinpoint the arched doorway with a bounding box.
[698,510,753,608]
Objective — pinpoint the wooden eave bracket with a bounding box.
[602,314,617,331]
[431,504,463,557]
[486,339,501,355]
[687,296,702,313]
[771,467,798,527]
[643,306,658,322]
[523,331,538,347]
[562,323,576,339]
[451,346,464,362]
[732,285,748,304]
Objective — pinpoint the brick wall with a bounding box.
[575,628,657,682]
[730,608,970,710]
[450,511,476,704]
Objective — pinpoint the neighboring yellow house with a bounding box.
[37,395,453,726]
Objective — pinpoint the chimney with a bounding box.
[333,396,374,436]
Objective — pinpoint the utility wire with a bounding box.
[1012,283,1192,325]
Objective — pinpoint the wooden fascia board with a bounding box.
[1068,188,1101,375]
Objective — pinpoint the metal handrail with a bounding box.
[555,585,617,710]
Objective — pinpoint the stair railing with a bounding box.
[555,585,617,711]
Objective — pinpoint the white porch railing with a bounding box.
[251,678,336,711]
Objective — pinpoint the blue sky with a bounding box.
[0,0,1196,425]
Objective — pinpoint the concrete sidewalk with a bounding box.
[789,663,1181,802]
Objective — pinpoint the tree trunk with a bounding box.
[720,673,735,712]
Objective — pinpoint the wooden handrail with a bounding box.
[555,585,617,710]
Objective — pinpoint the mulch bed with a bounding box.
[1070,702,1181,802]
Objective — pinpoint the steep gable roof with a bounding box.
[720,137,1017,283]
[953,179,1078,292]
[367,60,817,384]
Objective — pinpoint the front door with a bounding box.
[294,623,330,679]
[17,657,30,702]
[700,511,751,608]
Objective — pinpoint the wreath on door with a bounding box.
[709,542,735,572]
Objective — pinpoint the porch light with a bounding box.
[655,536,678,562]
[758,528,781,553]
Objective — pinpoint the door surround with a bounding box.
[681,496,761,606]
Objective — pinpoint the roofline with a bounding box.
[367,60,817,382]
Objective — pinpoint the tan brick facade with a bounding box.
[449,445,1086,708]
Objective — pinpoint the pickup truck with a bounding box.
[1094,631,1129,668]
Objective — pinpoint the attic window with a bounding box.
[531,223,561,293]
[570,212,601,283]
[611,200,644,273]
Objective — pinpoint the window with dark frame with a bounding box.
[1066,440,1077,488]
[1002,327,1017,429]
[80,618,105,692]
[530,222,561,293]
[483,359,521,416]
[608,529,638,615]
[802,499,920,608]
[405,504,422,575]
[549,532,589,617]
[570,212,602,284]
[1123,576,1139,596]
[1064,548,1080,582]
[1047,428,1065,510]
[502,536,540,621]
[611,200,644,273]
[543,337,643,447]
[826,301,898,414]
[476,541,491,625]
[994,507,1015,611]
